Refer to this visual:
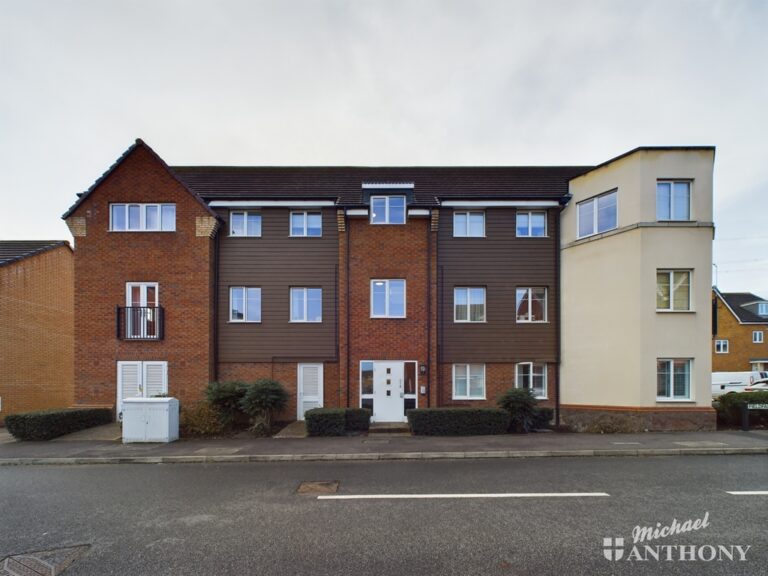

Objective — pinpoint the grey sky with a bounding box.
[1,0,766,295]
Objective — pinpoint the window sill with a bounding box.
[655,399,695,403]
[229,235,262,238]
[516,320,549,324]
[228,321,262,324]
[454,320,488,324]
[289,235,323,238]
[109,230,176,233]
[656,309,695,314]
[515,235,549,239]
[370,316,407,319]
[452,235,487,239]
[452,397,487,401]
[289,320,323,324]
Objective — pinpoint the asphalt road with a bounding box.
[1,456,766,575]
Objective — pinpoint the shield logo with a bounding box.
[603,537,624,561]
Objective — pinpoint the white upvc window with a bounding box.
[290,288,322,322]
[453,211,485,237]
[290,211,322,237]
[754,331,764,344]
[230,287,261,322]
[110,203,176,232]
[371,279,406,318]
[577,190,617,238]
[515,362,547,399]
[759,303,768,316]
[452,364,486,400]
[657,359,692,401]
[516,211,547,237]
[656,270,691,311]
[515,287,547,323]
[715,339,729,354]
[230,211,262,237]
[454,287,486,322]
[656,180,691,221]
[370,196,406,225]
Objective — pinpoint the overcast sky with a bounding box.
[1,0,766,295]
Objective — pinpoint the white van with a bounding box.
[712,371,768,398]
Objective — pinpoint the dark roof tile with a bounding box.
[716,290,768,323]
[0,240,70,267]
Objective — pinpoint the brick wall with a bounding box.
[0,246,74,423]
[68,144,215,412]
[713,296,768,371]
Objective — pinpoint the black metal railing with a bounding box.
[117,306,164,340]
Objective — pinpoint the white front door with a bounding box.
[117,361,168,419]
[372,361,405,422]
[297,363,324,420]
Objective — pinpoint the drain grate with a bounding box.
[296,481,339,494]
[1,545,89,576]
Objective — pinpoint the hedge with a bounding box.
[715,391,768,428]
[5,408,113,441]
[305,408,372,436]
[407,408,510,436]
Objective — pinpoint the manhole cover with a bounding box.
[1,545,89,576]
[296,481,339,494]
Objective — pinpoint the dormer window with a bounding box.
[759,302,768,316]
[370,196,406,225]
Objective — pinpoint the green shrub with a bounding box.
[205,381,248,428]
[179,401,225,437]
[532,407,554,429]
[345,408,372,432]
[406,408,510,436]
[715,391,768,428]
[5,408,112,441]
[306,408,347,436]
[239,379,290,435]
[497,388,539,433]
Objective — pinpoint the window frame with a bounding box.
[229,210,262,237]
[656,358,692,402]
[754,331,764,344]
[452,363,486,400]
[715,339,729,354]
[516,210,547,238]
[289,211,323,237]
[656,180,692,222]
[370,195,406,225]
[110,203,176,232]
[452,211,486,237]
[370,279,407,318]
[515,362,548,399]
[290,287,323,323]
[453,287,487,323]
[656,270,692,312]
[576,190,618,239]
[758,303,768,316]
[229,286,262,323]
[515,287,548,323]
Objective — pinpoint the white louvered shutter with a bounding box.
[117,361,142,419]
[143,362,168,398]
[298,364,323,420]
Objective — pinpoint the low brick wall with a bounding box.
[560,406,716,433]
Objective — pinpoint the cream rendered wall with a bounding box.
[561,148,714,408]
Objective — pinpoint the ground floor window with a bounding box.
[657,359,691,400]
[515,362,547,399]
[452,364,485,400]
[715,339,729,354]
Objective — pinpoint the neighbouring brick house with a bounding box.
[62,140,716,430]
[0,241,74,424]
[712,288,768,372]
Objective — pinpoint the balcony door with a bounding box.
[125,282,159,339]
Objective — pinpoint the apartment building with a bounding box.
[712,288,768,372]
[62,140,716,430]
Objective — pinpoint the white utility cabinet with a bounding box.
[122,397,179,443]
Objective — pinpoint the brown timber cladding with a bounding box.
[438,207,559,363]
[216,208,338,362]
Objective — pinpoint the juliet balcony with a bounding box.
[116,306,165,340]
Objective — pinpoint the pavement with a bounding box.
[0,424,766,465]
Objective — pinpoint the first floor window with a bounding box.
[657,359,691,400]
[111,203,176,231]
[656,181,691,221]
[577,190,617,238]
[715,339,729,353]
[290,287,322,322]
[516,362,547,399]
[290,211,322,237]
[453,211,485,237]
[230,287,261,322]
[454,287,486,322]
[370,196,406,224]
[754,331,764,344]
[516,287,547,322]
[516,211,546,237]
[453,364,485,399]
[230,211,262,236]
[371,279,406,317]
[656,270,691,311]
